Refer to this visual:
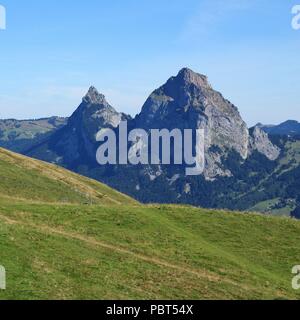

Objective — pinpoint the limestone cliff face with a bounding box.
[136,68,249,156]
[135,68,251,178]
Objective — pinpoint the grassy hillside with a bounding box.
[0,147,137,205]
[0,148,299,300]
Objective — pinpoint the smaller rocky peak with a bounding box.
[83,86,107,105]
[68,86,124,132]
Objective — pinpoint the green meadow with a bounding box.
[0,148,299,300]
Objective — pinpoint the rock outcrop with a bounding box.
[135,68,279,178]
[136,68,249,158]
[249,126,281,160]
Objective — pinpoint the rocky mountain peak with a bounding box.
[137,69,211,123]
[138,67,237,125]
[69,86,126,133]
[83,86,107,105]
[175,68,212,90]
[46,86,129,165]
[134,68,283,178]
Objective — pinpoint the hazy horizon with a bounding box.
[0,75,298,128]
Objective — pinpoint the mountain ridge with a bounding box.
[0,117,68,153]
[258,120,300,136]
[1,68,299,217]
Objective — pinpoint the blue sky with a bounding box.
[0,0,299,126]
